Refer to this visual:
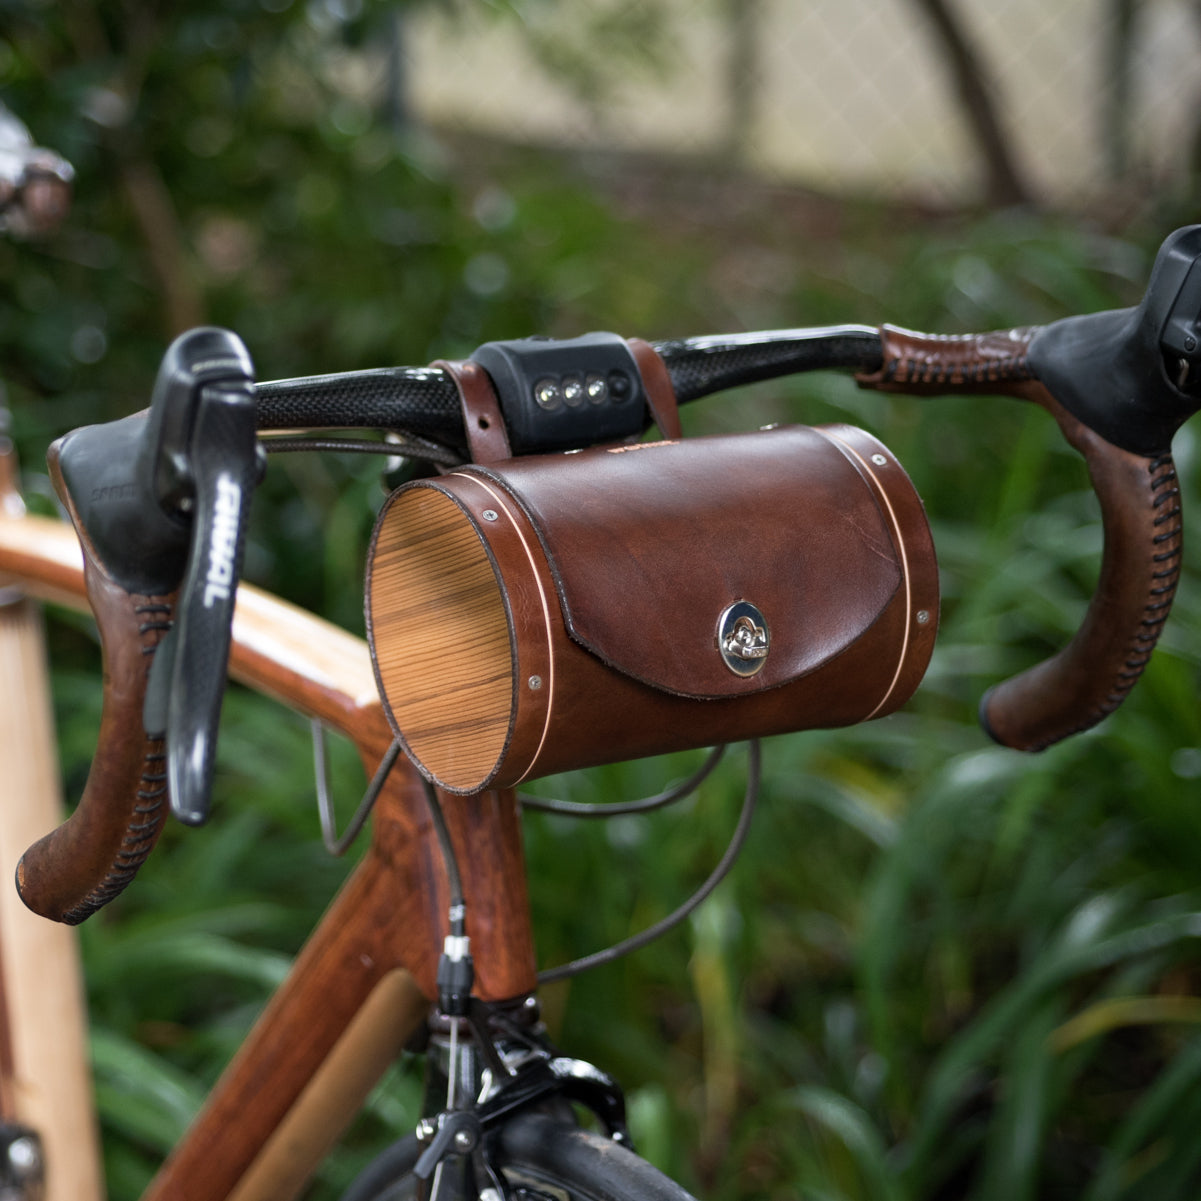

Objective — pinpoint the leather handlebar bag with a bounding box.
[366,423,938,794]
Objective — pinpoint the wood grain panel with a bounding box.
[0,512,379,742]
[0,598,105,1201]
[369,487,513,789]
[0,451,104,1201]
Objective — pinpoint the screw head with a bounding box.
[528,675,543,691]
[916,610,931,625]
[481,509,498,522]
[6,1136,40,1178]
[1186,334,1197,352]
[871,453,888,466]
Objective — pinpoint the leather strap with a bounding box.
[628,338,682,440]
[855,324,1038,393]
[434,359,512,465]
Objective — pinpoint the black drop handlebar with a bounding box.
[250,326,886,456]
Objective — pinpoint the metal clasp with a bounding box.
[717,602,770,677]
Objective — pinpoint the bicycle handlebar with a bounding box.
[855,328,1183,749]
[17,227,1201,923]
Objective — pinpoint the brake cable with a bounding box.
[312,724,403,856]
[518,745,726,818]
[261,431,461,466]
[537,741,760,984]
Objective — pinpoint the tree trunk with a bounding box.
[911,0,1035,206]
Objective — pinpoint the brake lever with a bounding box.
[1157,229,1201,394]
[17,328,261,922]
[141,330,263,826]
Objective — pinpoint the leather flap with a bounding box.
[470,425,906,699]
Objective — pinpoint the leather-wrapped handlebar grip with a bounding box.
[16,442,177,924]
[16,558,174,923]
[857,324,1182,751]
[980,411,1180,749]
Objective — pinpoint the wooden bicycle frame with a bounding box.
[0,438,539,1201]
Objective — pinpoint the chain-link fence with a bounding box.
[402,0,1201,209]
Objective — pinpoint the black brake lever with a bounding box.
[141,328,263,826]
[1027,225,1201,455]
[1157,228,1201,395]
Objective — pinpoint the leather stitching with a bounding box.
[62,596,172,925]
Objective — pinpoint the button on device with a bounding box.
[608,370,631,402]
[586,373,607,404]
[562,375,585,407]
[533,378,562,411]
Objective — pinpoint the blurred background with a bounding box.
[4,1,1201,1198]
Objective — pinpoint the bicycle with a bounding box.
[1,214,1198,1201]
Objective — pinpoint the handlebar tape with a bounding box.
[857,324,1182,751]
[16,437,180,923]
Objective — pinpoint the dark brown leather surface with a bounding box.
[17,563,172,924]
[628,338,682,439]
[434,358,512,465]
[371,423,939,792]
[471,425,906,698]
[981,391,1181,749]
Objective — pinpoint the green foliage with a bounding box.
[4,6,1201,1201]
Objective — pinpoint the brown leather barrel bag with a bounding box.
[366,422,939,794]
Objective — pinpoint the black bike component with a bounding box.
[465,1053,630,1144]
[139,328,256,512]
[248,326,888,463]
[52,413,191,595]
[412,1110,481,1182]
[400,1016,635,1197]
[0,1123,43,1201]
[653,324,883,403]
[1160,250,1201,392]
[51,328,258,598]
[547,1056,632,1144]
[254,366,466,455]
[471,332,649,454]
[1028,225,1201,455]
[519,745,726,818]
[313,727,403,856]
[151,383,259,825]
[262,432,460,466]
[419,778,466,931]
[136,329,262,827]
[340,1110,699,1201]
[436,945,475,1019]
[538,741,761,985]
